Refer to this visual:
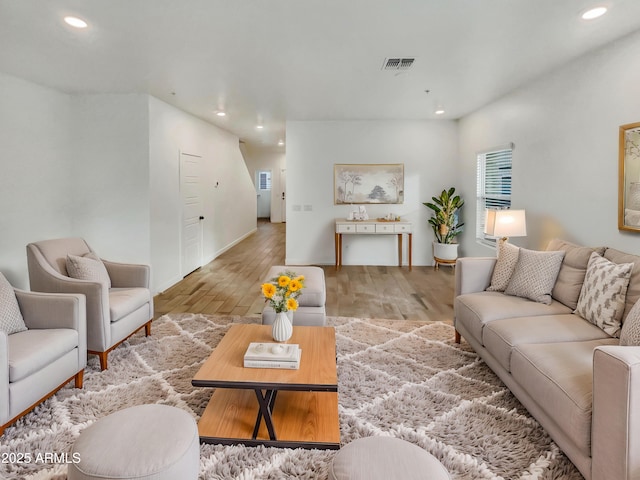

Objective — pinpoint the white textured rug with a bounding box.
[0,314,583,479]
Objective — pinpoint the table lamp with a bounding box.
[484,209,527,242]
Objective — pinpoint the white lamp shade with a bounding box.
[484,209,527,238]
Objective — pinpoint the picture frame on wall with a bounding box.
[618,122,640,232]
[334,163,404,204]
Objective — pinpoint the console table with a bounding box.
[335,219,412,270]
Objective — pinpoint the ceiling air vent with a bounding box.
[382,57,415,71]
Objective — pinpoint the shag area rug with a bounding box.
[0,314,583,480]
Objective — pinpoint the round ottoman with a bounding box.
[330,436,450,480]
[68,404,200,480]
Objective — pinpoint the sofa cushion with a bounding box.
[511,338,618,456]
[504,248,565,304]
[603,248,640,322]
[0,274,27,335]
[574,252,632,337]
[8,329,79,382]
[487,239,519,292]
[483,314,610,372]
[546,239,606,310]
[620,300,640,346]
[454,291,571,345]
[109,288,151,323]
[66,253,112,288]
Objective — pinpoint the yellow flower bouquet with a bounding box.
[261,270,305,313]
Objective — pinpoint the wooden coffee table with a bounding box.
[192,324,340,449]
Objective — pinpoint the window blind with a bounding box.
[476,145,513,245]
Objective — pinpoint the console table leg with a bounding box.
[408,233,412,271]
[397,234,403,267]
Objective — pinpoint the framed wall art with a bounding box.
[618,122,640,232]
[334,163,404,204]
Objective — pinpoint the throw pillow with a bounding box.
[620,300,640,346]
[66,253,112,288]
[504,248,565,305]
[0,273,28,335]
[487,239,520,292]
[603,248,640,322]
[546,238,606,310]
[574,252,633,338]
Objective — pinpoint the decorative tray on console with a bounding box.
[376,217,401,222]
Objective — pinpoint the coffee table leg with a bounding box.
[252,389,278,440]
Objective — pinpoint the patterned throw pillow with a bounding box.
[66,253,112,288]
[574,252,633,337]
[620,300,640,346]
[487,239,520,292]
[0,273,27,335]
[504,248,565,305]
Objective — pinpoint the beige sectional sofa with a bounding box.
[454,239,640,480]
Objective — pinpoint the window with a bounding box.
[476,144,513,246]
[258,171,272,190]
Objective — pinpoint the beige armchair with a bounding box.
[26,238,153,370]
[1,273,86,435]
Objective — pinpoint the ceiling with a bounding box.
[2,1,640,151]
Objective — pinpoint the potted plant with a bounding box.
[423,187,464,262]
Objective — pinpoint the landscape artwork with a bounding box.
[334,163,404,204]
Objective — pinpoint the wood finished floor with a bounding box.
[154,220,455,323]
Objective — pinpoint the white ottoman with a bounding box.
[330,437,450,480]
[261,265,327,326]
[68,404,200,480]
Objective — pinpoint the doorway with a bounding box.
[256,170,272,219]
[180,152,204,277]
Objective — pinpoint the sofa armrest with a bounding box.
[592,345,640,480]
[455,257,496,296]
[102,260,150,288]
[0,332,8,423]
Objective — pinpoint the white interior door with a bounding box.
[280,168,286,222]
[256,170,272,218]
[180,152,203,276]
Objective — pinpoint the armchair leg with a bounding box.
[454,329,461,344]
[145,319,152,337]
[75,370,84,389]
[98,352,108,371]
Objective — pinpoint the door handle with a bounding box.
[199,216,204,220]
[282,192,285,200]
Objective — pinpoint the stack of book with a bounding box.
[243,342,301,369]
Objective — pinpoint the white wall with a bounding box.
[285,120,459,266]
[241,143,286,222]
[0,73,72,288]
[458,30,640,257]
[149,97,257,293]
[70,94,151,264]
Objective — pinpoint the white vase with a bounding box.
[272,311,293,342]
[433,242,459,261]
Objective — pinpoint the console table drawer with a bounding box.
[375,224,394,233]
[394,224,412,233]
[336,224,356,233]
[355,224,375,233]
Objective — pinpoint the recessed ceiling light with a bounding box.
[64,16,88,28]
[435,109,445,115]
[278,140,284,146]
[215,111,226,117]
[581,6,607,20]
[256,125,264,130]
